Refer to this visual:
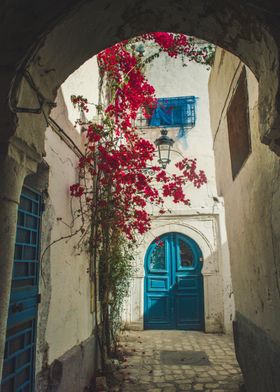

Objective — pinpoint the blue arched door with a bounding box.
[144,232,204,330]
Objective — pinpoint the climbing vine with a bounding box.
[70,32,213,367]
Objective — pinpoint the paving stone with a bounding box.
[178,383,192,388]
[213,390,229,392]
[173,375,186,381]
[195,377,213,383]
[193,384,204,390]
[115,330,243,391]
[205,383,219,388]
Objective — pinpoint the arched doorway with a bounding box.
[1,3,280,389]
[144,232,204,330]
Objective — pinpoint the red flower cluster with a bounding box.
[70,183,84,197]
[175,158,207,188]
[87,124,103,142]
[97,42,156,137]
[142,32,214,64]
[73,125,206,239]
[71,95,89,112]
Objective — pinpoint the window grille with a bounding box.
[148,96,197,128]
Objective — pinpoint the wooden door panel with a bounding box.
[144,233,204,331]
[145,294,173,329]
[147,276,169,291]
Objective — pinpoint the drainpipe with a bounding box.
[0,141,38,381]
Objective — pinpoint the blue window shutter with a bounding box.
[149,96,197,129]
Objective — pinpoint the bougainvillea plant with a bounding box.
[70,32,212,360]
[71,32,210,241]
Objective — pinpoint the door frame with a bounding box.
[122,220,225,333]
[143,231,205,330]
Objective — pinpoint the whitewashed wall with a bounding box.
[36,90,93,378]
[61,56,99,125]
[123,50,235,333]
[60,47,235,334]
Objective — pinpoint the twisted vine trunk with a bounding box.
[100,180,114,355]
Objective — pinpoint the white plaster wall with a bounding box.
[209,48,280,340]
[60,46,235,334]
[61,56,99,125]
[217,202,235,333]
[44,131,92,362]
[142,54,219,210]
[124,50,235,333]
[37,90,93,369]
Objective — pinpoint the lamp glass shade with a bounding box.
[158,144,171,168]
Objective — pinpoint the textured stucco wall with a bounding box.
[209,47,280,392]
[35,90,94,390]
[61,56,99,125]
[61,48,235,333]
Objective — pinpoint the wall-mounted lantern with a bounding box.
[154,129,174,169]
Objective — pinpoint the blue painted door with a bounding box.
[144,233,204,330]
[1,186,41,392]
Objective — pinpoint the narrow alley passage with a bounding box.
[110,330,243,392]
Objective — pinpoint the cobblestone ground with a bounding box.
[115,330,243,392]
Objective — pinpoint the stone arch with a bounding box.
[139,222,215,276]
[1,1,280,383]
[129,221,224,332]
[2,0,280,158]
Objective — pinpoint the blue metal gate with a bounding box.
[144,232,204,330]
[1,186,41,392]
